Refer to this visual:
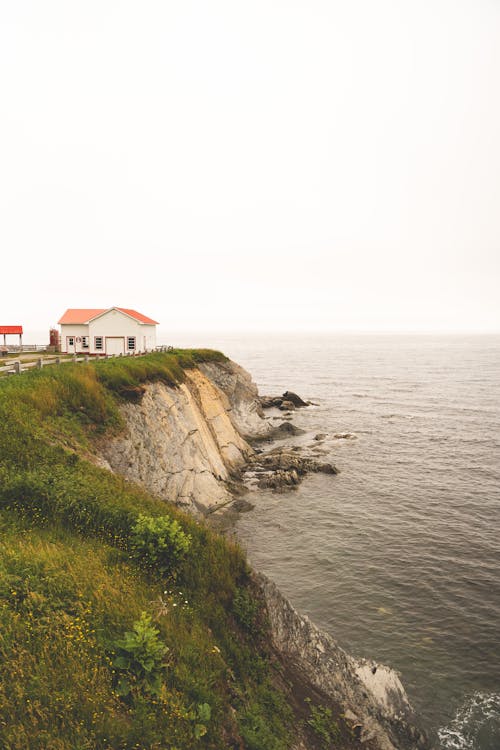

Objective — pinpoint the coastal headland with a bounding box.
[0,350,430,749]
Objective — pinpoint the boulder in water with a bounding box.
[282,390,309,407]
[276,421,305,436]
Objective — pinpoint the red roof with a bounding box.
[58,309,106,324]
[58,308,158,325]
[116,308,159,325]
[0,326,23,335]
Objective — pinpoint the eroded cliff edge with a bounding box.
[101,359,429,750]
[101,361,266,513]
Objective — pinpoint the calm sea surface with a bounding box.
[169,333,500,750]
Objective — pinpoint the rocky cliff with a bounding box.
[102,359,429,750]
[102,364,259,512]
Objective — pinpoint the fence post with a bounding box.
[84,355,89,363]
[36,358,43,369]
[56,357,61,365]
[14,361,21,375]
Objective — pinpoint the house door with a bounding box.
[106,337,125,355]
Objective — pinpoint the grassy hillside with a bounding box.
[0,351,299,750]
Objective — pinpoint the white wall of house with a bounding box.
[61,310,157,355]
[139,324,156,352]
[61,324,91,354]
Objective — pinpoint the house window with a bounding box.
[127,337,136,351]
[95,337,103,350]
[68,337,74,347]
[82,336,89,349]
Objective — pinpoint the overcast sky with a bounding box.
[1,0,499,338]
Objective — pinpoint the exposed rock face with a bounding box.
[259,574,430,750]
[102,368,253,513]
[102,361,329,510]
[198,360,274,439]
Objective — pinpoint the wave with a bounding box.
[438,692,500,750]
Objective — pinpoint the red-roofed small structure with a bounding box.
[0,326,23,347]
[58,307,158,355]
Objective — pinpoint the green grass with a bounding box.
[0,351,293,749]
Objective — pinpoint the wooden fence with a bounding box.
[0,347,173,377]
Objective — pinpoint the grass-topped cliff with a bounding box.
[0,351,302,750]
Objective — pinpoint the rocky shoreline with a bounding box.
[234,387,338,493]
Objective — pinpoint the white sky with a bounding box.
[1,0,499,338]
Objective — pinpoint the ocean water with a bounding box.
[169,332,500,749]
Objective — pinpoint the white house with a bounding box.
[58,307,158,355]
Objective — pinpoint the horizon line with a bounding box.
[18,327,500,337]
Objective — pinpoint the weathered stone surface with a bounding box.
[102,370,254,513]
[257,468,300,490]
[199,360,274,439]
[252,449,338,475]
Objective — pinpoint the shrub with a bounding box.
[305,699,340,748]
[112,612,169,698]
[238,682,293,750]
[130,514,191,576]
[233,586,260,633]
[189,702,212,740]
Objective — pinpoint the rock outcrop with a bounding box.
[102,366,254,513]
[261,390,310,409]
[245,448,338,491]
[198,360,274,439]
[260,574,429,750]
[102,361,321,510]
